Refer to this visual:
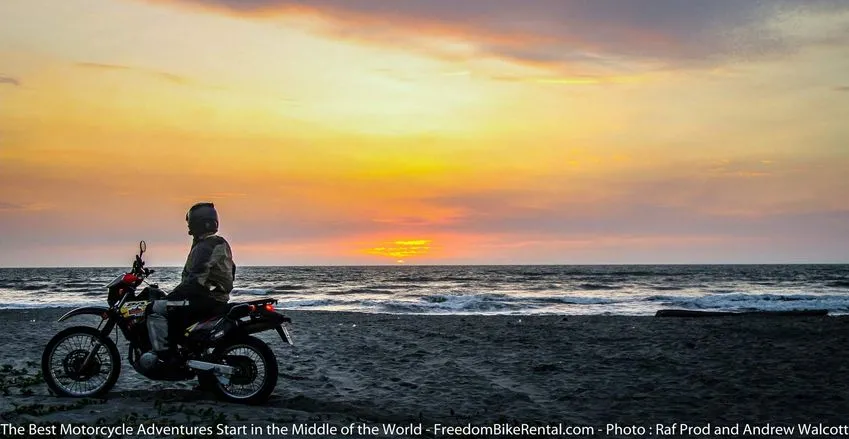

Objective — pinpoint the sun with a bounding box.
[366,239,432,262]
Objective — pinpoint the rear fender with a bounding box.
[208,312,290,342]
[58,306,110,322]
[240,320,279,334]
[239,311,293,345]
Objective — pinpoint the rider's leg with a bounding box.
[147,300,170,354]
[146,300,189,365]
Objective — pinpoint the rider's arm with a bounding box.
[168,239,216,300]
[168,237,234,300]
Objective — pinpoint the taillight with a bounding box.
[265,303,275,312]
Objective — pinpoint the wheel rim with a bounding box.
[48,333,116,396]
[219,345,267,399]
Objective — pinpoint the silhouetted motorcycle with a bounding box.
[41,241,293,404]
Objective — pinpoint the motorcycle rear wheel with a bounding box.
[42,326,121,397]
[208,336,278,405]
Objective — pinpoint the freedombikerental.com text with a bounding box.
[3,421,849,437]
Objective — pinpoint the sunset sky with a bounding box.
[1,0,848,266]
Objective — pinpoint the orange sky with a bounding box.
[1,0,848,266]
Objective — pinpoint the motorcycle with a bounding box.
[40,240,294,405]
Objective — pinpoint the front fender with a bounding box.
[58,306,110,322]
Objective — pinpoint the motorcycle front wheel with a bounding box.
[41,326,121,397]
[208,336,278,405]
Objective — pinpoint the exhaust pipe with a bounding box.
[187,360,235,385]
[187,360,235,375]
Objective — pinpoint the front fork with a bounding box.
[81,318,118,371]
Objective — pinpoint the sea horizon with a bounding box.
[2,262,848,269]
[2,264,848,315]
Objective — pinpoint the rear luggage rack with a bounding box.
[242,298,278,307]
[227,298,282,320]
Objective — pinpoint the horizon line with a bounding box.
[1,262,847,269]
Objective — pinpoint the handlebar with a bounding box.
[131,256,155,278]
[129,241,155,280]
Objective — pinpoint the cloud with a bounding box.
[75,62,190,84]
[141,0,849,73]
[421,189,849,246]
[489,74,639,85]
[836,85,849,92]
[0,76,21,87]
[0,202,25,211]
[0,202,50,212]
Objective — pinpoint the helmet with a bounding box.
[186,202,218,237]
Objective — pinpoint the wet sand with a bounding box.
[1,309,849,437]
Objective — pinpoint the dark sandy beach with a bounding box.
[2,309,849,438]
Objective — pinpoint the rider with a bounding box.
[144,202,235,368]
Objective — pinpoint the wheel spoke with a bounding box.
[219,344,268,399]
[47,331,116,397]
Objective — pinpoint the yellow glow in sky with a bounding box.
[1,0,848,265]
[367,240,433,260]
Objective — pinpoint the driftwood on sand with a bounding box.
[655,309,829,317]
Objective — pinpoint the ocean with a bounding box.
[1,265,848,315]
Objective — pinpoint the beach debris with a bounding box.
[655,309,829,317]
[0,363,45,396]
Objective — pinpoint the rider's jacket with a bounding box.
[168,234,235,303]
